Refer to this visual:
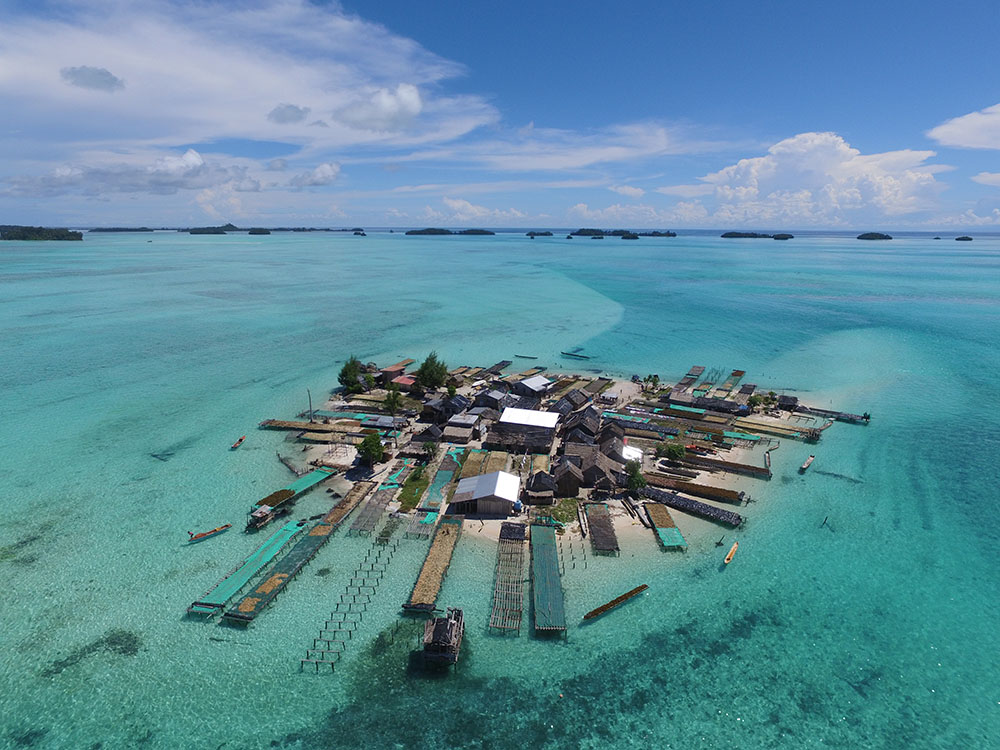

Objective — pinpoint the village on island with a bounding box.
[187,352,870,670]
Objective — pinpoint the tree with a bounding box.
[357,432,384,466]
[422,441,438,462]
[747,394,763,409]
[415,351,448,390]
[624,460,646,492]
[363,372,375,392]
[447,383,457,398]
[664,443,686,461]
[384,385,402,417]
[338,355,363,394]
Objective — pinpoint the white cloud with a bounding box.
[928,103,1000,149]
[700,132,946,224]
[268,103,311,124]
[60,65,124,92]
[971,172,1000,187]
[336,84,423,131]
[289,162,341,187]
[655,184,714,198]
[3,148,261,196]
[609,185,645,198]
[422,197,526,224]
[568,201,705,226]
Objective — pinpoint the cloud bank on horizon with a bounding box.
[2,0,1000,228]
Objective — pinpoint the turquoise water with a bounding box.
[1,232,997,748]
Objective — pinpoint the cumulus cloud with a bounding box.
[267,103,310,124]
[3,148,259,196]
[289,162,341,187]
[699,132,946,224]
[267,158,287,171]
[336,84,423,131]
[422,197,526,223]
[569,201,706,226]
[60,65,125,92]
[928,103,1000,149]
[609,185,644,198]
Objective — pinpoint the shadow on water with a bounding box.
[812,470,864,484]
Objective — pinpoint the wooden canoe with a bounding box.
[188,524,232,543]
[724,542,739,564]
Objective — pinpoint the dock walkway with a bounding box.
[683,455,771,479]
[223,482,374,624]
[643,503,687,549]
[420,448,462,511]
[583,503,620,555]
[644,473,745,504]
[188,520,304,615]
[489,522,527,633]
[403,516,463,612]
[640,487,744,528]
[530,523,567,634]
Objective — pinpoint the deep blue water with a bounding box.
[0,232,997,749]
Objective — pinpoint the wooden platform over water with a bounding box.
[530,523,566,634]
[644,473,745,504]
[583,503,620,555]
[403,516,463,612]
[640,486,744,528]
[643,503,687,549]
[489,522,526,632]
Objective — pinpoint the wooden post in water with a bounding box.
[307,389,314,423]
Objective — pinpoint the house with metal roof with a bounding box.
[448,471,521,516]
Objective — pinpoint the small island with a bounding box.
[955,236,973,241]
[248,228,271,235]
[639,230,677,237]
[526,231,553,237]
[857,232,892,240]
[571,228,605,237]
[457,229,495,235]
[405,228,452,236]
[721,232,773,239]
[0,225,83,241]
[620,232,639,240]
[185,223,238,235]
[772,233,794,240]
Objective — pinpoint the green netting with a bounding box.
[421,448,462,511]
[421,512,438,524]
[602,411,649,423]
[285,467,336,494]
[190,521,303,611]
[310,410,373,420]
[668,404,707,414]
[723,430,761,441]
[655,527,687,549]
[530,525,566,631]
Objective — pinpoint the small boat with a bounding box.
[724,542,739,564]
[514,354,538,359]
[187,524,232,543]
[422,607,465,665]
[560,351,591,360]
[583,584,649,621]
[799,455,815,473]
[231,435,246,450]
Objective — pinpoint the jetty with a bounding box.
[188,520,304,615]
[222,482,374,624]
[488,522,527,633]
[583,503,620,555]
[643,503,687,549]
[583,584,648,621]
[530,522,567,635]
[675,365,705,392]
[795,405,870,424]
[403,516,463,612]
[644,473,745,504]
[682,454,771,479]
[247,466,338,530]
[640,486,744,528]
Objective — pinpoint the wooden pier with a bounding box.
[643,473,745,504]
[488,522,527,633]
[643,503,687,549]
[222,482,373,624]
[796,405,870,424]
[640,486,744,528]
[682,454,772,479]
[583,503,620,555]
[530,522,567,635]
[402,516,463,612]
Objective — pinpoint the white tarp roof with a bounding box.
[519,374,552,391]
[622,445,643,463]
[455,470,520,503]
[499,407,559,429]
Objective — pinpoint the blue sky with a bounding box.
[4,0,1000,228]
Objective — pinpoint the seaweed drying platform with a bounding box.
[530,522,566,635]
[402,515,463,612]
[489,522,527,633]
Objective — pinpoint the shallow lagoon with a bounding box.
[1,232,997,748]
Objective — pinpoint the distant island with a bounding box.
[571,228,675,238]
[526,231,553,237]
[955,236,973,241]
[571,228,605,236]
[0,225,83,241]
[184,223,238,235]
[89,227,154,233]
[772,233,794,240]
[857,232,892,240]
[640,230,677,237]
[621,232,639,240]
[248,228,271,235]
[404,228,495,236]
[721,232,772,239]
